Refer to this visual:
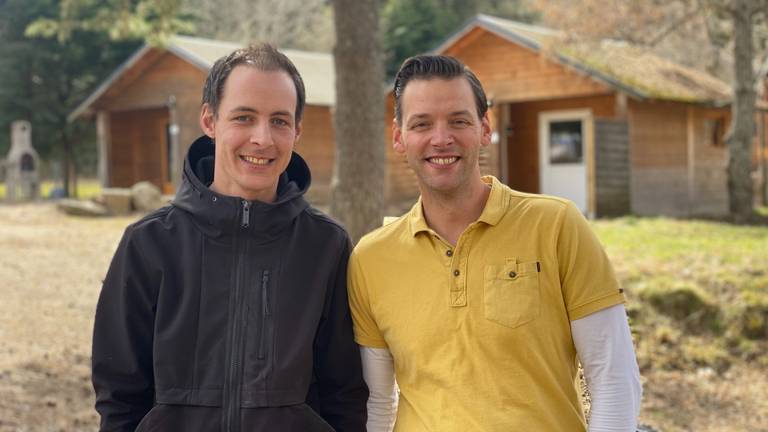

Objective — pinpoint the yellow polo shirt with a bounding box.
[348,176,625,432]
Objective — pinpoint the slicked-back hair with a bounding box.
[202,43,306,122]
[393,55,488,125]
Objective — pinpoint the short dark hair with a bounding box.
[202,43,306,122]
[393,55,488,124]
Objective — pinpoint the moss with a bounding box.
[739,292,768,340]
[681,339,731,373]
[638,281,721,333]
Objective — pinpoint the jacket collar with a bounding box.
[172,135,310,238]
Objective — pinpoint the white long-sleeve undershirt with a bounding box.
[572,304,643,431]
[360,304,642,432]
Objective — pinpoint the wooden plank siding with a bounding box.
[383,94,420,212]
[444,28,612,104]
[297,105,335,204]
[691,107,730,215]
[506,95,617,194]
[628,100,731,216]
[594,119,630,216]
[97,51,207,179]
[628,100,691,216]
[108,108,170,188]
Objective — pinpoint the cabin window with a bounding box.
[549,120,583,164]
[704,117,725,148]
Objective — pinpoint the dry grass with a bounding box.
[0,203,138,431]
[0,203,766,431]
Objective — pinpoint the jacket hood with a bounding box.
[172,135,311,237]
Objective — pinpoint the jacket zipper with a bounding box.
[258,270,271,359]
[241,200,250,228]
[223,201,251,432]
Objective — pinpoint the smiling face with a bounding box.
[393,77,491,199]
[200,65,301,202]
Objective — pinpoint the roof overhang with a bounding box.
[68,44,153,122]
[433,15,648,101]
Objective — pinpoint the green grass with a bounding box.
[0,179,102,200]
[593,217,768,372]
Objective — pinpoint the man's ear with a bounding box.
[480,113,492,148]
[200,103,216,138]
[293,121,302,148]
[393,118,405,154]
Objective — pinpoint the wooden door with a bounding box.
[109,107,170,190]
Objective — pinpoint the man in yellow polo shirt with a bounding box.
[348,55,642,432]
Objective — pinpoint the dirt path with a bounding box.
[0,203,138,431]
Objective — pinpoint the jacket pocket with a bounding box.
[483,258,541,328]
[134,405,174,432]
[135,405,221,432]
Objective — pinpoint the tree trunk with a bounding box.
[330,0,385,243]
[726,0,755,222]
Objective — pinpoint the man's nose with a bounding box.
[249,121,273,146]
[429,123,453,147]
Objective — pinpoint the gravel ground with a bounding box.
[0,202,766,431]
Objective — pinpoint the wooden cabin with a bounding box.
[71,36,355,205]
[73,26,767,217]
[406,15,768,217]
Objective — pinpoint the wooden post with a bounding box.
[96,111,111,188]
[687,106,696,215]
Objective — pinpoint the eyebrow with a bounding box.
[407,110,474,121]
[407,113,429,121]
[229,106,257,114]
[271,110,293,118]
[228,107,293,118]
[449,110,474,117]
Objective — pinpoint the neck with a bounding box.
[420,177,490,246]
[210,181,277,203]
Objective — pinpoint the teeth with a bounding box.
[241,155,270,165]
[429,157,458,165]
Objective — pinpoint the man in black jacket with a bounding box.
[92,44,368,432]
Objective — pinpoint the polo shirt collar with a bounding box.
[408,175,508,236]
[408,197,432,236]
[476,176,507,227]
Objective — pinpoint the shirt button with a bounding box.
[446,250,453,257]
[453,270,460,277]
[508,271,517,278]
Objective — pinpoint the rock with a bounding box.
[100,188,133,215]
[56,199,109,217]
[130,181,164,212]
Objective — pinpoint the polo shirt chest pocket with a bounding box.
[483,258,541,328]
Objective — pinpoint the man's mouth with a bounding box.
[426,156,459,165]
[240,155,271,165]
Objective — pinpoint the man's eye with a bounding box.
[452,119,470,127]
[410,122,428,130]
[272,118,290,127]
[234,115,251,122]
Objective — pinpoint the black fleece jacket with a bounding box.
[92,136,368,432]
